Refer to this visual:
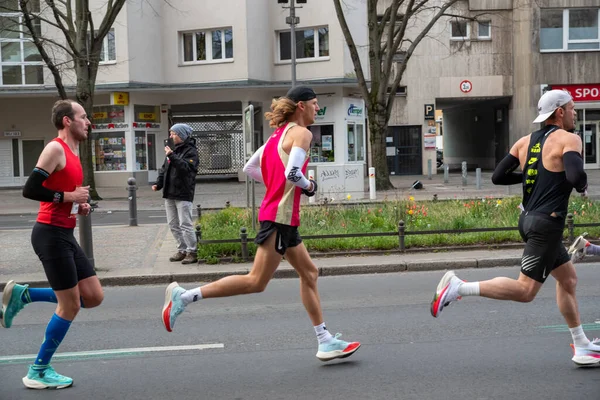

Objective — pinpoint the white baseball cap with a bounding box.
[533,89,573,123]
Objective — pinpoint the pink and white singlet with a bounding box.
[258,122,309,227]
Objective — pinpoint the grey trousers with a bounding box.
[165,199,196,253]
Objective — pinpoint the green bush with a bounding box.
[196,195,600,261]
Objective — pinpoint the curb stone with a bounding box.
[0,257,524,290]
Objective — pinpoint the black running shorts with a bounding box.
[254,221,302,255]
[31,222,96,291]
[518,211,570,283]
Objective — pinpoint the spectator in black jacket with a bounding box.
[152,124,199,264]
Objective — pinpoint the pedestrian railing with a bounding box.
[196,214,599,262]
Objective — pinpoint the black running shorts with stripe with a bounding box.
[517,211,570,283]
[31,222,96,291]
[254,221,302,255]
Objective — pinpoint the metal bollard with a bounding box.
[566,213,574,243]
[195,224,202,242]
[398,220,405,251]
[196,204,202,223]
[369,167,376,200]
[127,177,137,226]
[240,227,249,261]
[461,161,467,186]
[427,159,432,180]
[443,164,449,184]
[476,168,482,190]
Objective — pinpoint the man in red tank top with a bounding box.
[1,100,104,389]
[161,86,361,363]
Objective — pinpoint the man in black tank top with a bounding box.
[430,90,600,366]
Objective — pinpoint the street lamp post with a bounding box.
[280,0,307,87]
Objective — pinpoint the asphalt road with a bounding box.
[0,210,180,230]
[1,267,599,399]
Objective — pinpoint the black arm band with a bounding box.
[564,151,588,193]
[22,168,64,203]
[491,154,522,185]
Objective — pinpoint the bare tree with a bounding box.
[8,0,126,199]
[334,0,462,190]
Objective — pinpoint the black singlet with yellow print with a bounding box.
[522,125,573,218]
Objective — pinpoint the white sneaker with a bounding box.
[571,339,600,366]
[430,271,462,318]
[568,233,589,263]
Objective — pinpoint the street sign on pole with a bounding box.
[290,0,297,87]
[243,104,256,231]
[281,0,305,87]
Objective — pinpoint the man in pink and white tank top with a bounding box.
[162,86,361,363]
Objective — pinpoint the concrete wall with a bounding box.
[125,0,164,84]
[246,0,273,82]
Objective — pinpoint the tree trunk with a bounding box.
[368,109,394,191]
[75,63,101,200]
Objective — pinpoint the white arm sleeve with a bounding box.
[284,146,311,189]
[242,145,265,183]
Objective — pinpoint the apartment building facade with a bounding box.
[0,0,599,191]
[0,0,370,198]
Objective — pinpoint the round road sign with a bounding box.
[460,80,472,93]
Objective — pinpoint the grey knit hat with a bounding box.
[170,123,193,140]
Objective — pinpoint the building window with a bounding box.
[347,123,365,162]
[91,131,127,171]
[477,21,491,39]
[307,125,334,162]
[0,0,43,85]
[541,8,600,52]
[87,28,116,63]
[181,28,233,63]
[100,29,116,63]
[450,20,470,40]
[278,26,329,61]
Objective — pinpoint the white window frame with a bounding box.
[99,28,116,64]
[477,21,491,40]
[0,0,44,86]
[540,8,600,53]
[276,26,329,64]
[450,20,470,41]
[180,27,234,65]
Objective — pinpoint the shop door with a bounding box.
[386,126,422,175]
[147,133,158,182]
[0,139,14,186]
[581,122,599,168]
[22,140,45,176]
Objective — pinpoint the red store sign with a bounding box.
[550,84,600,102]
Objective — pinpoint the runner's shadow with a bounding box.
[319,360,362,368]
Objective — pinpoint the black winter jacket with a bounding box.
[155,137,199,202]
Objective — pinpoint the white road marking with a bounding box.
[0,343,224,363]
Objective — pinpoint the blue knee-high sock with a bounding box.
[22,288,57,304]
[34,313,72,367]
[21,289,87,308]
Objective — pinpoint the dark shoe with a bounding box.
[181,252,198,265]
[169,252,186,262]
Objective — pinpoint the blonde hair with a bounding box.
[264,97,297,128]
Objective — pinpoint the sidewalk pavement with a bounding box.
[2,170,600,215]
[2,170,599,290]
[0,222,530,290]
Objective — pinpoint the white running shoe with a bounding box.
[568,233,589,263]
[571,339,600,366]
[430,271,462,318]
